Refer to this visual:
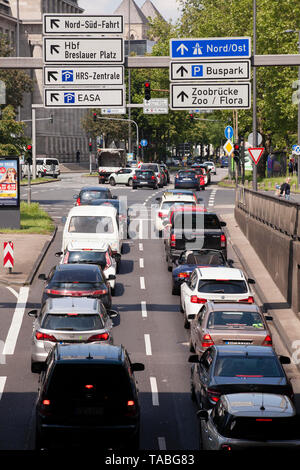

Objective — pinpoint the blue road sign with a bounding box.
[224,125,234,140]
[140,139,148,147]
[294,145,300,155]
[292,144,298,150]
[170,37,251,59]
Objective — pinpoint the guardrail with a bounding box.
[236,185,300,238]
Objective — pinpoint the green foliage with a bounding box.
[0,105,28,156]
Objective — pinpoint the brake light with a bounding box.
[133,175,137,180]
[85,385,94,390]
[202,334,214,348]
[170,234,176,247]
[126,400,137,417]
[256,419,273,422]
[46,288,107,296]
[151,175,156,180]
[175,174,179,178]
[207,389,221,403]
[221,445,232,451]
[76,197,80,206]
[158,212,166,218]
[262,335,272,346]
[87,332,109,342]
[36,331,57,342]
[42,399,50,406]
[238,296,254,303]
[190,296,207,304]
[178,272,190,278]
[220,234,226,247]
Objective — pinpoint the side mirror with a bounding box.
[108,274,116,280]
[197,410,209,421]
[227,259,234,266]
[247,278,256,284]
[73,194,79,199]
[55,251,63,257]
[38,273,47,281]
[112,195,118,200]
[32,362,47,374]
[156,197,161,202]
[279,355,291,365]
[220,221,226,227]
[28,309,38,318]
[131,363,145,372]
[61,216,67,224]
[188,354,200,363]
[264,315,273,321]
[188,314,196,321]
[108,309,119,318]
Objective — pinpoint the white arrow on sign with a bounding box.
[176,43,189,55]
[248,147,264,165]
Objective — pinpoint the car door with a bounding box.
[198,348,215,408]
[191,305,207,355]
[181,270,198,313]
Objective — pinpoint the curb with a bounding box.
[20,178,61,186]
[228,234,300,370]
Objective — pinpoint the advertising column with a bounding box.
[0,157,21,229]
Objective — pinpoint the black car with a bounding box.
[189,345,293,410]
[38,264,112,310]
[35,343,145,450]
[73,186,117,206]
[132,169,158,189]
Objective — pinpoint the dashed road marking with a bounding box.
[150,377,159,406]
[141,301,147,318]
[140,277,145,290]
[158,437,167,450]
[3,287,29,355]
[144,334,152,356]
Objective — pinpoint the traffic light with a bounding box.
[189,113,194,122]
[26,144,32,165]
[93,113,97,122]
[144,81,151,101]
[88,142,93,152]
[233,143,240,163]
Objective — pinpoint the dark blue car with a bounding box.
[171,249,229,295]
[174,170,200,190]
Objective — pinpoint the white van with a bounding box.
[22,157,60,178]
[62,205,123,272]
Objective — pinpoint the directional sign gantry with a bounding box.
[43,14,124,35]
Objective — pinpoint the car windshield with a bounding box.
[41,314,104,331]
[173,213,220,230]
[136,170,154,177]
[207,311,264,329]
[46,364,133,401]
[222,416,300,440]
[67,251,107,267]
[51,268,103,283]
[198,280,248,294]
[68,216,114,234]
[81,190,110,201]
[162,201,195,210]
[214,356,283,378]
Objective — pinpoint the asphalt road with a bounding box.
[0,169,299,450]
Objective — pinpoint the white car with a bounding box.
[62,205,123,272]
[109,168,136,187]
[155,195,197,234]
[203,161,216,175]
[180,267,255,329]
[56,240,117,295]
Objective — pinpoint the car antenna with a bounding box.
[260,395,265,411]
[86,352,93,360]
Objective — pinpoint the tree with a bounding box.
[0,105,28,156]
[0,35,33,109]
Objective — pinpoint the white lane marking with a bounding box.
[5,287,19,299]
[150,377,159,406]
[139,258,144,268]
[3,287,29,355]
[158,437,167,450]
[140,277,145,290]
[0,377,7,400]
[141,301,147,318]
[144,334,152,356]
[139,243,143,251]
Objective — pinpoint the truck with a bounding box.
[97,149,127,184]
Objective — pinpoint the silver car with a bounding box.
[198,393,300,450]
[28,297,117,373]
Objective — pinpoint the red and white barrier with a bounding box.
[3,242,14,269]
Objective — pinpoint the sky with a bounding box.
[77,0,182,23]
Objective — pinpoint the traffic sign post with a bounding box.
[224,125,234,141]
[43,65,124,86]
[170,60,250,81]
[170,37,251,59]
[44,87,125,108]
[43,14,124,35]
[143,98,168,114]
[170,83,251,110]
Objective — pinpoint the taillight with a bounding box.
[42,399,50,406]
[92,289,108,296]
[178,272,190,278]
[151,175,156,180]
[76,197,80,206]
[190,296,207,304]
[158,212,165,218]
[158,173,161,178]
[207,389,221,404]
[125,400,137,417]
[35,331,57,342]
[220,234,226,247]
[221,445,232,451]
[238,296,254,303]
[202,334,214,348]
[170,234,176,247]
[262,335,272,346]
[87,332,109,342]
[133,175,137,180]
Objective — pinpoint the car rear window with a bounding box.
[67,250,107,267]
[45,159,59,166]
[135,170,154,177]
[177,171,196,177]
[68,216,114,234]
[42,314,104,331]
[173,213,221,230]
[141,164,159,172]
[222,416,300,440]
[214,356,283,378]
[198,280,248,294]
[186,251,225,265]
[52,268,102,283]
[162,201,195,210]
[207,311,264,329]
[80,190,110,201]
[46,364,132,400]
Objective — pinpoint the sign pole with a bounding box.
[252,0,258,191]
[32,106,36,179]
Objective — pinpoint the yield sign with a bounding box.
[248,147,264,165]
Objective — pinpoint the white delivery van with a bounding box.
[22,157,60,178]
[62,205,123,272]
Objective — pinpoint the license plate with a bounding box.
[140,181,148,184]
[225,341,252,345]
[75,407,103,416]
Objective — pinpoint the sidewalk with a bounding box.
[0,230,56,286]
[223,211,300,364]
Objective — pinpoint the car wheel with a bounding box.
[31,362,41,374]
[191,382,196,402]
[127,178,133,187]
[109,178,116,186]
[202,186,205,191]
[180,297,184,313]
[184,313,190,329]
[172,284,179,295]
[116,260,121,274]
[189,338,195,353]
[132,185,137,190]
[158,230,162,238]
[111,286,115,296]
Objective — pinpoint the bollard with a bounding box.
[3,241,14,274]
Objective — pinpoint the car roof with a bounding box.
[66,240,110,251]
[55,343,124,364]
[54,263,100,273]
[213,345,276,357]
[207,301,261,313]
[195,267,245,280]
[44,297,100,314]
[221,393,295,417]
[161,195,195,203]
[80,186,110,192]
[163,190,194,196]
[67,205,117,217]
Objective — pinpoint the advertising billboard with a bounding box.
[0,157,20,207]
